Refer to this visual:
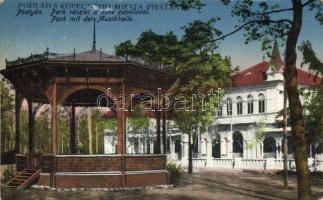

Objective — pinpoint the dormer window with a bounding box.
[245,72,252,76]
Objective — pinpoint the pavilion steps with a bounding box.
[6,168,41,189]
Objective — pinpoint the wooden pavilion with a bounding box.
[1,23,175,188]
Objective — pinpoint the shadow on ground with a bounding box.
[1,170,323,200]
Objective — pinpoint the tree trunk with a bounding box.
[28,100,34,154]
[155,111,161,154]
[87,109,92,154]
[95,124,99,154]
[70,105,76,154]
[14,91,21,154]
[285,1,311,199]
[283,81,288,187]
[1,110,5,153]
[188,131,193,174]
[162,110,167,154]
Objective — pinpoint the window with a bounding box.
[217,104,222,117]
[226,98,232,116]
[247,95,254,114]
[258,94,265,113]
[237,97,243,115]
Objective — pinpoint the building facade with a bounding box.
[104,43,323,171]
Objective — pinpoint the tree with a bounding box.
[91,109,115,154]
[57,107,70,154]
[299,40,323,157]
[35,106,51,153]
[115,40,137,60]
[169,20,232,173]
[170,1,323,198]
[0,79,14,162]
[115,19,232,172]
[19,109,29,153]
[169,52,232,173]
[115,30,181,70]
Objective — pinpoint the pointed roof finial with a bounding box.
[92,19,96,51]
[269,40,283,71]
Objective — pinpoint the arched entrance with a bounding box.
[212,133,221,158]
[233,132,243,157]
[175,140,182,160]
[263,137,276,158]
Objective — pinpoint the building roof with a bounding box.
[55,49,125,62]
[232,61,321,87]
[232,41,321,87]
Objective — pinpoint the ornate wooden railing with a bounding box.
[16,153,42,171]
[5,51,172,72]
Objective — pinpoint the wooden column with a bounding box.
[14,91,22,154]
[51,81,57,155]
[155,110,161,154]
[27,99,34,154]
[116,83,126,187]
[70,105,76,154]
[162,110,166,154]
[117,83,126,155]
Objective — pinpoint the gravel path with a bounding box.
[1,169,323,200]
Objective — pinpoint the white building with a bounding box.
[104,42,323,171]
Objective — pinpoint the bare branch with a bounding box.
[211,20,258,42]
[302,0,316,7]
[268,19,293,25]
[211,19,291,42]
[261,8,293,15]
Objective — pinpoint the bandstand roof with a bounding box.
[0,23,175,106]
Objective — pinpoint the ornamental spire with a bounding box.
[92,19,96,51]
[269,40,283,71]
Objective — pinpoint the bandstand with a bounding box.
[1,24,175,188]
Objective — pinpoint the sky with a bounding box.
[0,0,322,70]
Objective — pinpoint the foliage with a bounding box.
[127,105,150,134]
[0,79,14,153]
[166,162,183,185]
[169,0,323,197]
[169,53,232,134]
[170,20,233,174]
[302,86,323,145]
[299,40,323,152]
[19,109,28,153]
[57,107,70,154]
[115,30,181,69]
[169,19,233,135]
[246,119,265,149]
[116,19,233,172]
[170,0,322,51]
[34,106,51,153]
[115,40,138,60]
[299,40,323,78]
[181,19,222,55]
[78,108,116,154]
[2,165,16,183]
